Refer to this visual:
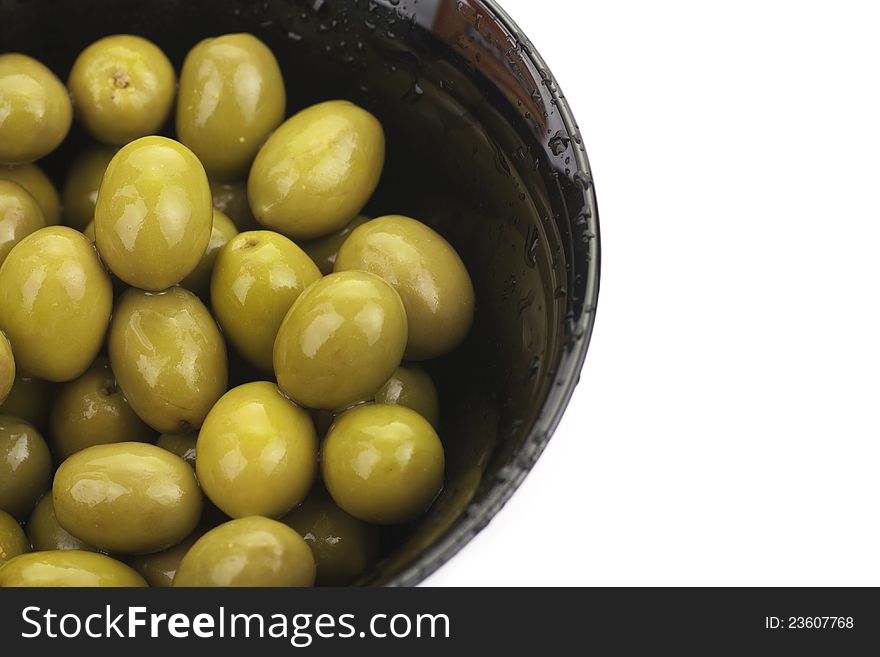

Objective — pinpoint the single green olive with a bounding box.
[0,415,52,520]
[0,376,55,433]
[274,271,407,410]
[25,494,98,552]
[180,209,239,299]
[67,35,176,146]
[108,287,228,434]
[281,488,379,586]
[61,145,117,230]
[177,33,285,181]
[173,516,315,587]
[131,529,202,587]
[0,550,147,587]
[0,226,112,382]
[156,432,197,467]
[336,214,475,360]
[196,381,317,518]
[48,358,156,460]
[248,100,385,240]
[0,164,61,225]
[0,331,13,406]
[0,180,45,266]
[0,54,72,165]
[301,214,370,275]
[53,441,203,554]
[0,509,28,564]
[322,404,444,524]
[374,366,439,428]
[212,230,321,371]
[210,179,260,231]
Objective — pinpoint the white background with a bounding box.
[425,0,880,586]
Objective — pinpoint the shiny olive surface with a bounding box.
[26,494,97,552]
[210,179,259,231]
[0,164,61,225]
[68,35,176,145]
[0,509,28,564]
[0,54,72,164]
[322,404,445,524]
[0,550,147,587]
[61,145,117,230]
[0,331,13,405]
[274,271,407,410]
[212,230,321,371]
[375,366,440,428]
[282,488,379,585]
[336,214,475,360]
[109,287,228,434]
[180,209,238,298]
[131,529,202,587]
[49,358,155,460]
[177,33,285,181]
[302,214,370,275]
[156,432,197,467]
[53,442,203,554]
[248,100,385,240]
[0,180,45,266]
[95,136,213,290]
[173,516,315,587]
[0,376,54,432]
[0,415,51,520]
[197,382,317,518]
[0,226,112,382]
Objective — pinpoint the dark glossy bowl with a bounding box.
[0,0,600,585]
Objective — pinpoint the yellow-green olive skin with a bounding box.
[173,516,315,587]
[0,164,61,225]
[302,214,370,275]
[156,432,197,467]
[0,180,45,266]
[322,404,444,524]
[248,100,385,240]
[0,376,55,432]
[274,271,408,410]
[0,54,72,165]
[48,358,156,460]
[180,209,238,299]
[0,509,28,563]
[0,415,52,520]
[0,226,112,382]
[212,230,321,371]
[336,214,475,360]
[131,529,202,587]
[109,287,228,434]
[210,179,259,231]
[281,488,379,585]
[178,34,285,181]
[196,382,317,519]
[95,136,213,290]
[375,366,439,428]
[53,442,203,554]
[25,494,97,552]
[0,332,13,405]
[61,145,116,230]
[0,550,147,587]
[68,35,176,146]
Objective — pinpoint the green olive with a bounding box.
[210,179,260,231]
[0,331,13,406]
[212,230,321,371]
[196,381,317,518]
[108,287,228,434]
[53,442,203,554]
[0,226,112,382]
[336,214,475,360]
[0,415,51,520]
[0,550,147,587]
[301,214,370,275]
[156,432,197,467]
[25,494,97,552]
[0,180,45,266]
[374,366,439,428]
[0,376,55,433]
[274,271,407,410]
[178,33,285,181]
[95,136,213,290]
[180,209,238,299]
[0,164,61,225]
[131,530,202,587]
[0,509,28,564]
[248,100,384,240]
[82,220,96,241]
[67,35,176,146]
[0,54,72,164]
[173,516,315,587]
[61,145,117,230]
[322,404,444,524]
[49,358,155,460]
[281,488,379,585]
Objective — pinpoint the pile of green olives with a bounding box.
[0,33,475,588]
